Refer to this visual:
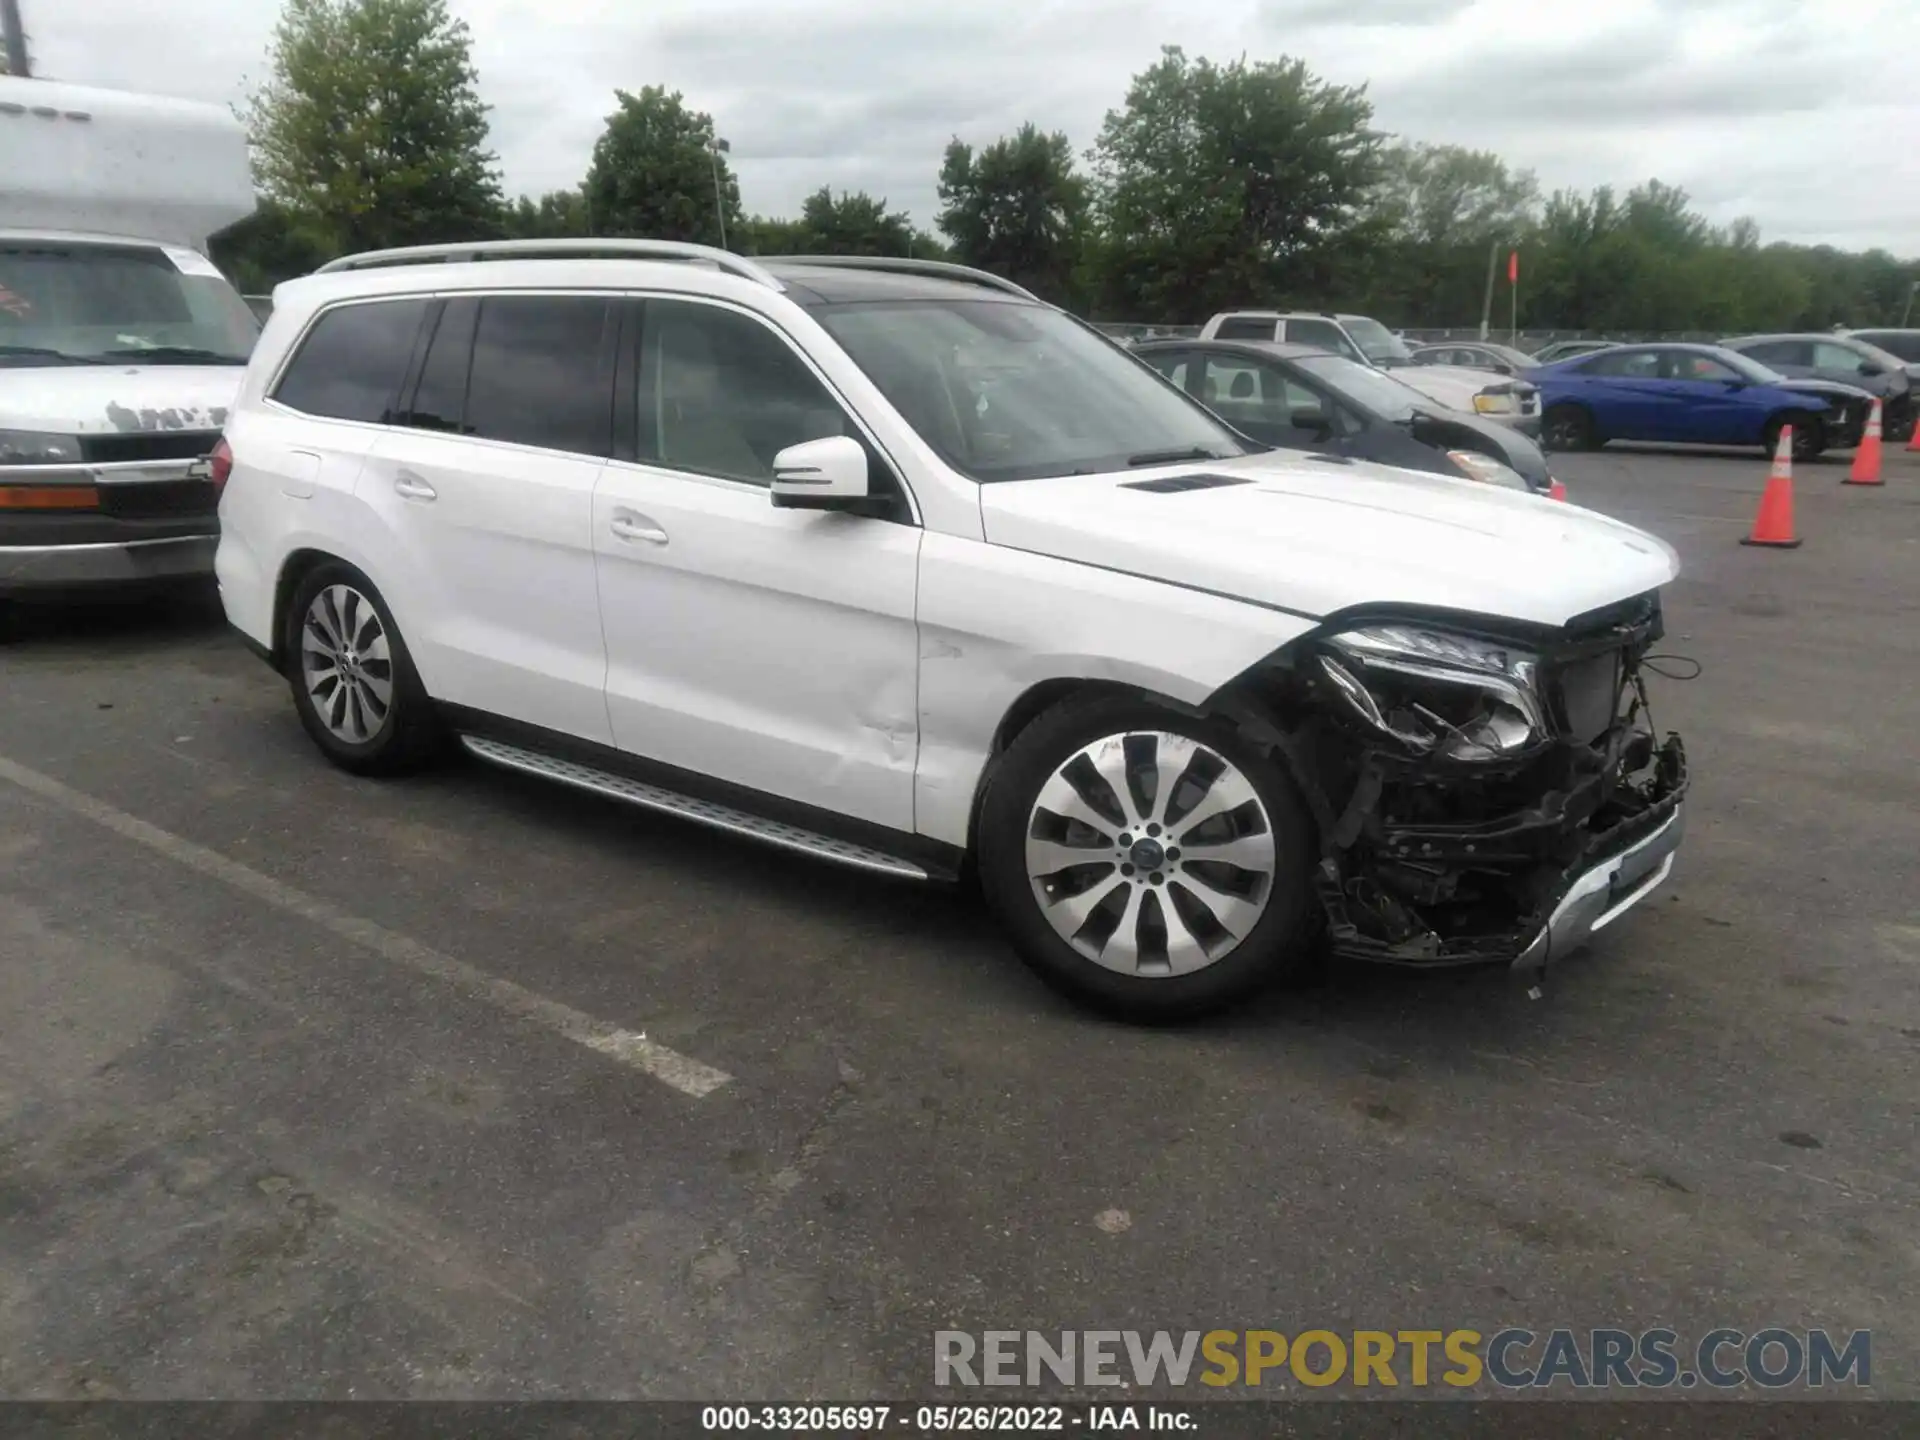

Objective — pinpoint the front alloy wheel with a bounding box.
[978,695,1316,1020]
[1025,732,1276,976]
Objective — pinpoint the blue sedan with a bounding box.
[1533,343,1862,459]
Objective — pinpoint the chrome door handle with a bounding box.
[609,511,669,545]
[394,471,437,501]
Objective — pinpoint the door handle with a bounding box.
[394,471,437,501]
[609,511,669,545]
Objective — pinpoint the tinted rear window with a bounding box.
[465,295,612,455]
[274,299,429,423]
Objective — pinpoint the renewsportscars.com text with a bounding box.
[933,1328,1871,1391]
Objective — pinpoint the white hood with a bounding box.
[979,453,1678,629]
[0,364,241,435]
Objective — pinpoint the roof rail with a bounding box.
[770,255,1039,302]
[314,238,783,290]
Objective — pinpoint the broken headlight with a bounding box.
[1318,624,1545,762]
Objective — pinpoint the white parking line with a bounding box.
[0,752,733,1099]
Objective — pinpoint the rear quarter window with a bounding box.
[1214,317,1277,341]
[273,299,430,424]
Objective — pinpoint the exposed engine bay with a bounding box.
[1222,590,1690,967]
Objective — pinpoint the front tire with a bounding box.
[1765,411,1824,461]
[1542,403,1596,452]
[977,694,1317,1021]
[284,561,440,775]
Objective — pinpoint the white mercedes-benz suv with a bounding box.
[214,241,1688,1019]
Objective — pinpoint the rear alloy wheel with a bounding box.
[285,561,440,775]
[1765,411,1824,461]
[978,695,1316,1020]
[1542,403,1595,453]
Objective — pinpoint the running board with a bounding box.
[458,734,931,881]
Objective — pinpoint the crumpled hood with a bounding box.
[0,364,241,434]
[979,452,1680,629]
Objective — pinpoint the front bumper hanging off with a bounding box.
[1314,732,1689,975]
[1511,773,1686,974]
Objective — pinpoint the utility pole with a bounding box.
[707,135,731,251]
[1,0,31,78]
[1904,280,1919,328]
[1478,239,1499,342]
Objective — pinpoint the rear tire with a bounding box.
[976,693,1317,1021]
[283,561,441,776]
[1765,411,1824,461]
[1543,403,1596,452]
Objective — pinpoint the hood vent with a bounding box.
[1122,472,1254,494]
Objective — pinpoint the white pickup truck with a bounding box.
[0,76,258,601]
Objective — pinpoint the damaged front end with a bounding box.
[1227,592,1688,975]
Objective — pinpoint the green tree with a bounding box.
[1363,141,1538,323]
[793,187,916,256]
[503,188,591,238]
[584,87,742,245]
[1089,46,1384,322]
[208,200,337,292]
[247,0,503,254]
[937,123,1089,304]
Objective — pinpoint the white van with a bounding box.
[0,76,258,599]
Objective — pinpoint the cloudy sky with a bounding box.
[26,0,1920,255]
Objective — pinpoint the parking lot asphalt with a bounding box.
[2,446,1918,1403]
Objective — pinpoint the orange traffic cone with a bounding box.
[1548,478,1568,502]
[1845,398,1884,486]
[1742,427,1802,548]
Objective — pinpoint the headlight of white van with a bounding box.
[1318,624,1545,761]
[0,430,83,465]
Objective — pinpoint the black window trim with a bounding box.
[612,291,922,527]
[265,293,435,427]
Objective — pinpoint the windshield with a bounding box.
[815,299,1256,481]
[1341,316,1413,364]
[1292,352,1429,422]
[0,242,259,367]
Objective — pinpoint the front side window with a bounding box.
[639,299,851,485]
[1339,316,1412,365]
[274,298,430,423]
[816,299,1255,482]
[1813,341,1874,372]
[1284,318,1350,355]
[0,241,258,367]
[465,295,612,456]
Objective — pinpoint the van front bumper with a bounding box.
[0,532,218,593]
